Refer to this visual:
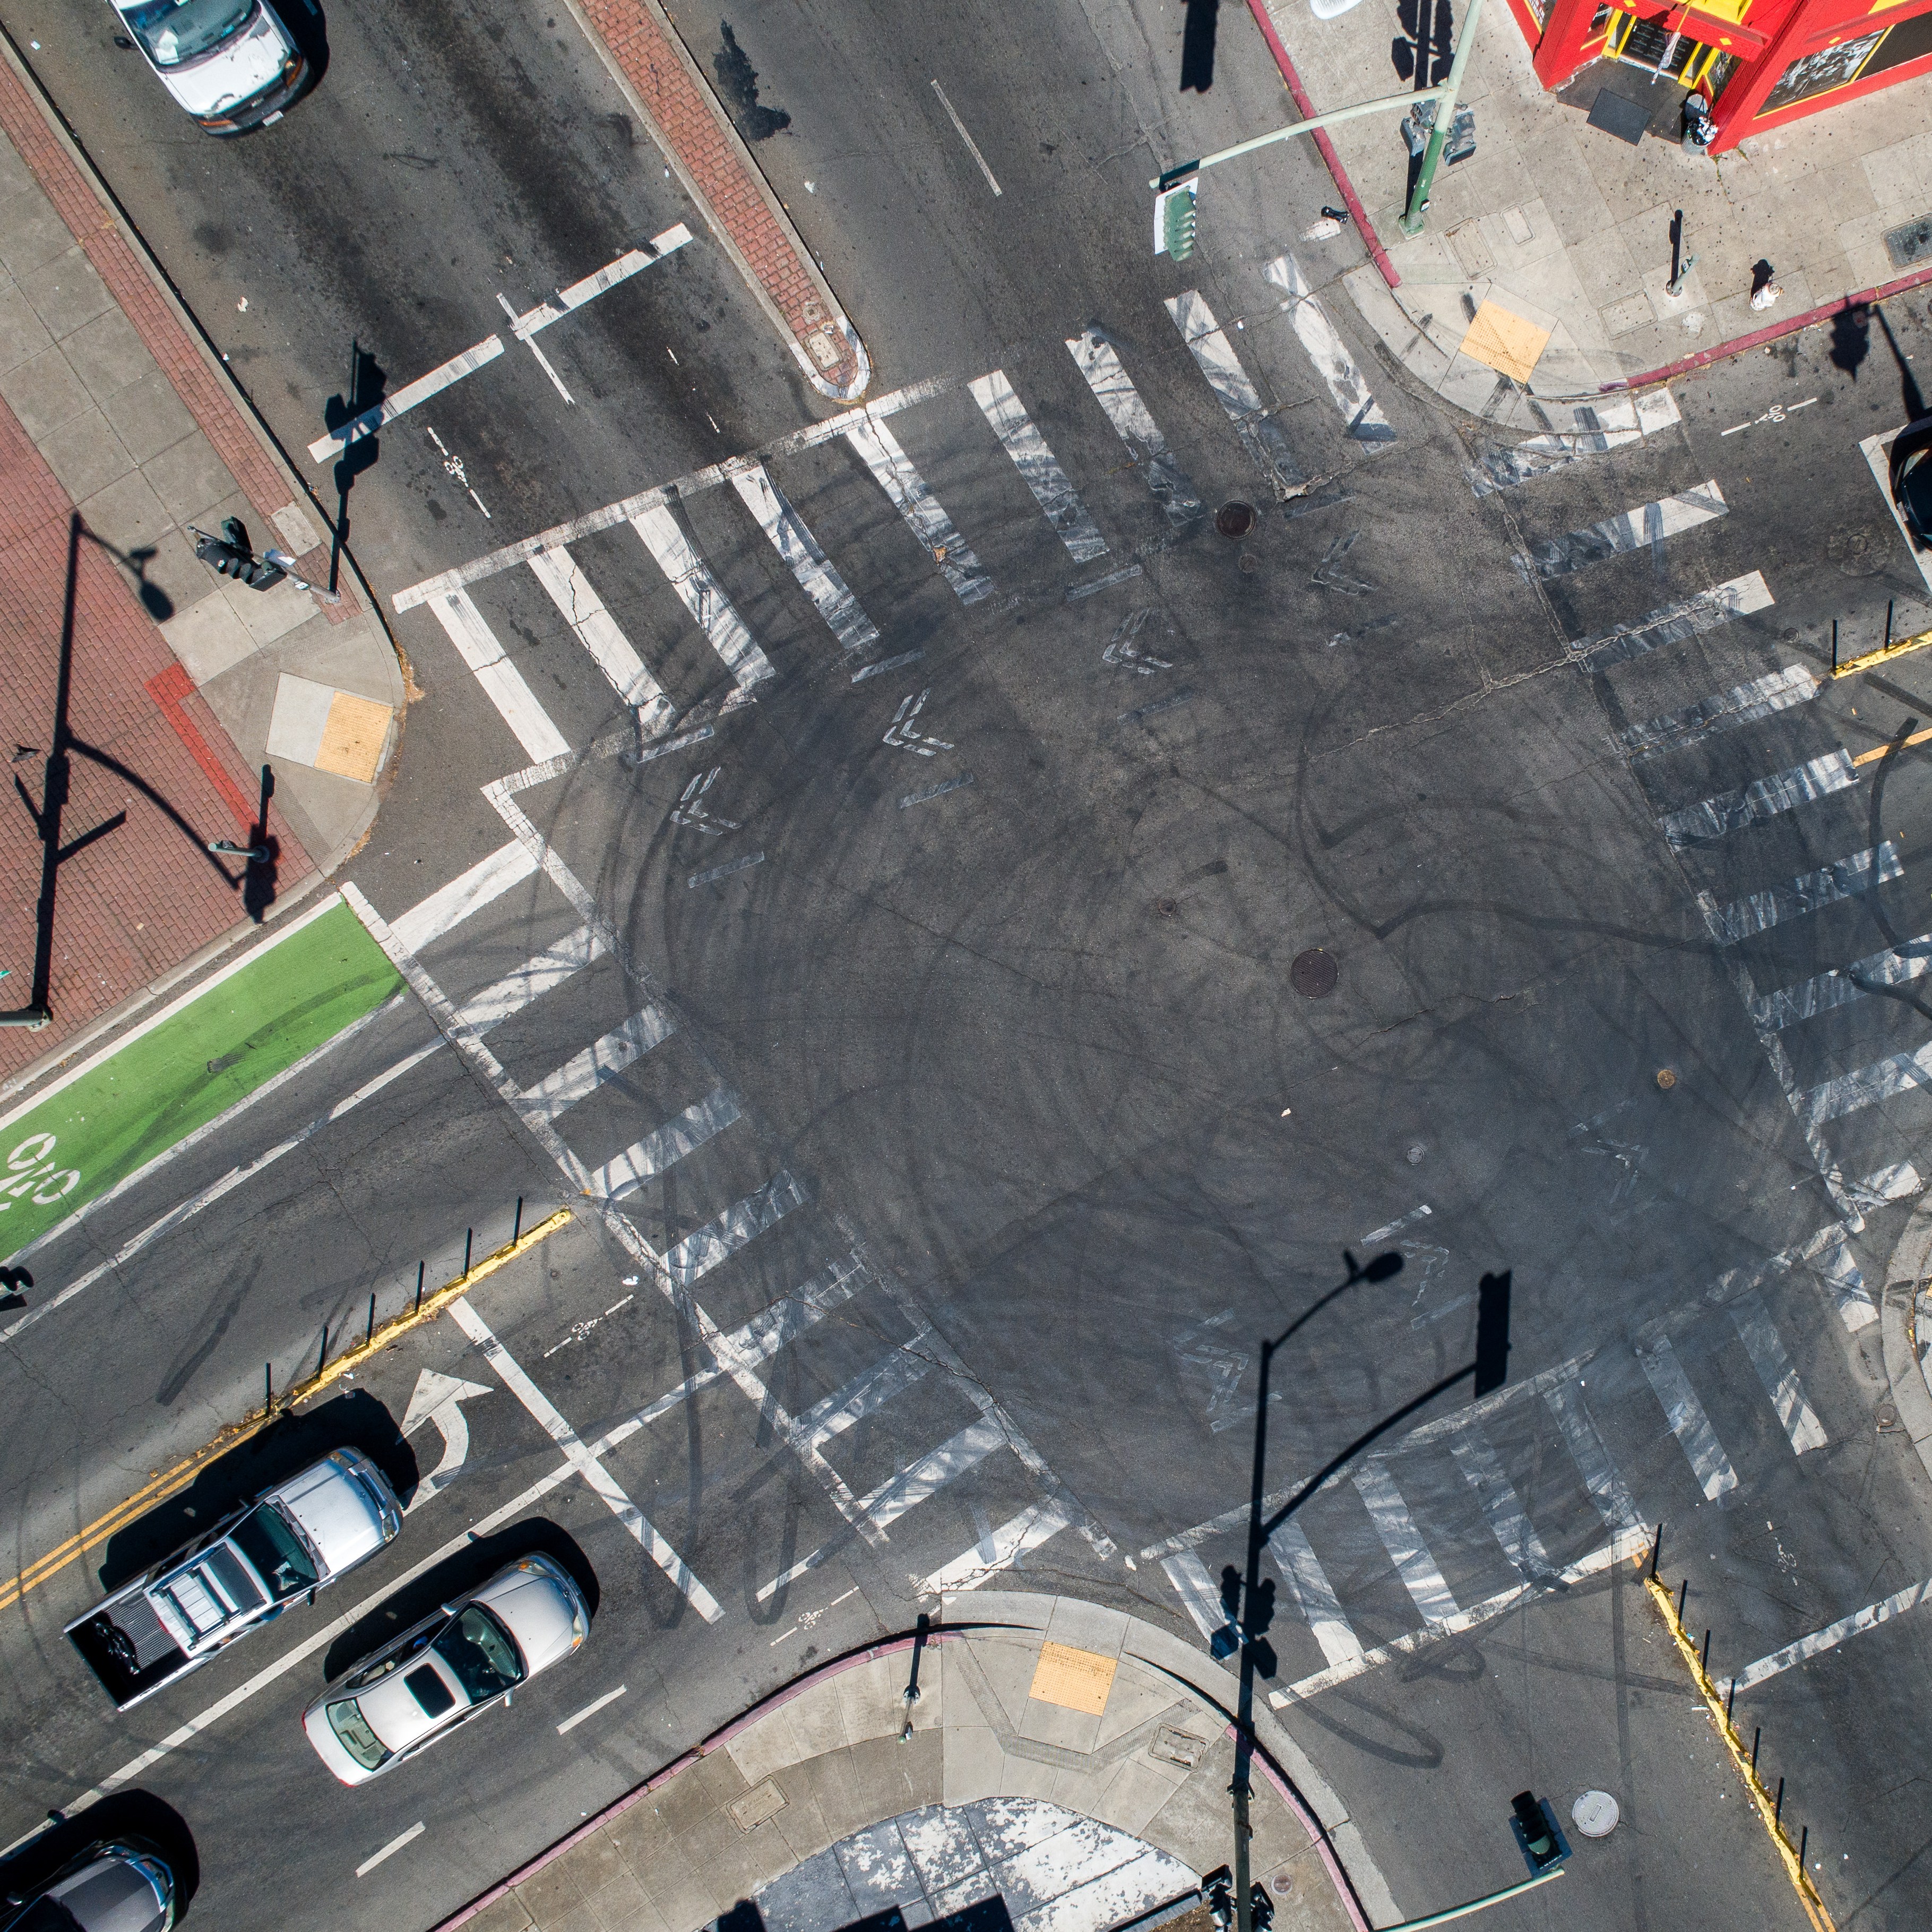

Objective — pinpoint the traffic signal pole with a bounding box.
[1399,0,1487,234]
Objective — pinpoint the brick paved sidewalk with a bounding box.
[0,38,403,1086]
[559,0,870,402]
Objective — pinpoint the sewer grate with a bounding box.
[1290,948,1337,997]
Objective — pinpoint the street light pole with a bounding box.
[1399,0,1487,234]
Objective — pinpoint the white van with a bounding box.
[111,0,309,135]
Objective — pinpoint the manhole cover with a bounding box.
[1885,213,1932,270]
[1290,948,1336,997]
[1572,1790,1619,1838]
[1877,1401,1900,1429]
[1152,897,1179,919]
[1216,501,1258,539]
[1238,550,1261,574]
[1827,525,1880,576]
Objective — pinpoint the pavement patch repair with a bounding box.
[0,894,400,1257]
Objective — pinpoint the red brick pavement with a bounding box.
[575,0,870,399]
[0,394,313,1081]
[0,46,355,619]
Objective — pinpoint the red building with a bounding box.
[1507,0,1932,151]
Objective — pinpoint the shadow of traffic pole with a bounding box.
[1874,301,1928,427]
[324,338,386,597]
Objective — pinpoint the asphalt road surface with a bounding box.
[4,0,1932,1927]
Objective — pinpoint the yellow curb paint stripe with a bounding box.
[1851,726,1932,766]
[0,1209,573,1615]
[1643,1570,1838,1932]
[1832,627,1932,680]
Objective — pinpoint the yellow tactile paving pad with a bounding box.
[313,690,393,782]
[1028,1641,1117,1714]
[1459,299,1552,383]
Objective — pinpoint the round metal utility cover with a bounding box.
[1216,501,1258,539]
[1290,948,1336,998]
[1572,1790,1619,1839]
[1238,550,1261,573]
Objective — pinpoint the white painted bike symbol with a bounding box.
[0,1134,80,1210]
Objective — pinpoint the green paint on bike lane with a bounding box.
[0,896,402,1257]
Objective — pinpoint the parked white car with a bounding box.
[303,1555,590,1784]
[111,0,309,135]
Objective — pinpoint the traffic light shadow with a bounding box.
[322,340,387,597]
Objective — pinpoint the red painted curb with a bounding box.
[1243,0,1400,291]
[1607,260,1932,392]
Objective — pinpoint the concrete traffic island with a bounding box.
[439,1593,1391,1932]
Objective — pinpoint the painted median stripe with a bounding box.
[1515,481,1727,582]
[557,1685,628,1735]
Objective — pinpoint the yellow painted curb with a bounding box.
[1642,1568,1836,1932]
[0,1208,574,1615]
[1832,625,1932,680]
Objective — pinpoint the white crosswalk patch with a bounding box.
[1066,328,1202,524]
[1165,289,1305,491]
[843,418,993,603]
[585,1088,743,1198]
[731,462,881,653]
[1636,1337,1738,1500]
[969,370,1108,563]
[1516,482,1728,582]
[1620,665,1817,758]
[528,547,677,733]
[1659,752,1857,848]
[1353,1461,1458,1627]
[1701,843,1902,946]
[1267,1521,1361,1666]
[1262,254,1393,445]
[631,504,774,689]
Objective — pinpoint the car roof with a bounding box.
[355,1650,471,1751]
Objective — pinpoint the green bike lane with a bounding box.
[0,896,402,1264]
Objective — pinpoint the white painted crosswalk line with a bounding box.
[1660,751,1857,848]
[1799,1038,1932,1133]
[1701,843,1903,946]
[392,841,538,954]
[1465,390,1678,493]
[1353,1461,1459,1628]
[527,548,678,736]
[922,1498,1071,1597]
[1266,1520,1362,1667]
[1736,1578,1932,1688]
[731,462,880,653]
[663,1171,806,1286]
[799,1347,933,1447]
[1450,1433,1554,1582]
[1542,1381,1641,1534]
[1571,571,1774,669]
[1165,289,1305,491]
[968,370,1108,563]
[1622,665,1818,759]
[1066,329,1202,525]
[1636,1337,1738,1500]
[1729,1289,1827,1454]
[1161,1550,1231,1642]
[630,504,775,689]
[518,1007,678,1126]
[1515,481,1728,582]
[843,418,993,604]
[1262,255,1394,446]
[425,590,571,763]
[450,1299,721,1620]
[455,927,608,1031]
[1752,929,1932,1031]
[1797,1222,1882,1332]
[588,1088,743,1200]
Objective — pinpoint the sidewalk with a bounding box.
[0,36,402,1081]
[441,1593,1395,1932]
[1253,0,1932,419]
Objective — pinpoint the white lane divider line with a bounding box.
[556,1684,629,1735]
[731,462,880,653]
[1353,1460,1459,1628]
[1164,289,1305,491]
[1736,1579,1932,1689]
[587,1088,743,1199]
[1571,570,1773,669]
[1160,1550,1231,1642]
[843,418,993,604]
[1752,929,1932,1032]
[309,337,503,463]
[930,79,1002,195]
[969,370,1107,563]
[1066,328,1202,525]
[1449,1433,1555,1583]
[1659,751,1857,849]
[450,1298,722,1622]
[425,589,571,764]
[1701,843,1903,947]
[356,1823,425,1878]
[1542,1381,1642,1534]
[1622,664,1818,760]
[528,548,678,735]
[1728,1289,1827,1454]
[1799,1037,1932,1134]
[921,1498,1070,1597]
[1635,1336,1738,1500]
[1516,481,1728,583]
[1262,255,1394,447]
[456,927,608,1031]
[665,1172,807,1287]
[520,1008,678,1126]
[392,840,540,956]
[1266,1520,1362,1668]
[631,504,775,689]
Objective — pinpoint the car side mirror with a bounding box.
[439,1602,456,1616]
[113,33,133,47]
[306,1587,317,1607]
[503,1691,512,1706]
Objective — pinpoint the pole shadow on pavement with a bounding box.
[323,338,387,597]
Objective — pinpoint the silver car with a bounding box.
[0,1840,174,1932]
[302,1555,589,1785]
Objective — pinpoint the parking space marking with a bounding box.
[450,1298,723,1622]
[528,549,678,733]
[356,1823,425,1878]
[969,370,1108,563]
[393,841,540,954]
[556,1685,628,1734]
[1736,1579,1932,1688]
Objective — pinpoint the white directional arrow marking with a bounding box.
[402,1368,494,1513]
[883,689,954,756]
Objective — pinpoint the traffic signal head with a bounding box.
[1155,176,1198,260]
[1473,1270,1512,1398]
[1509,1791,1569,1875]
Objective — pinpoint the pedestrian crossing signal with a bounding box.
[1155,174,1199,260]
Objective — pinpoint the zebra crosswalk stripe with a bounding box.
[1266,1520,1362,1667]
[584,1087,742,1198]
[1543,1381,1641,1534]
[631,504,775,688]
[969,370,1108,563]
[518,1006,677,1125]
[1262,254,1394,446]
[1750,928,1932,1031]
[1161,1550,1231,1642]
[1699,843,1903,946]
[1449,1433,1554,1582]
[1659,751,1856,848]
[1165,289,1306,493]
[1067,327,1202,525]
[731,461,881,653]
[1636,1336,1738,1500]
[1515,481,1727,583]
[664,1172,806,1286]
[455,927,609,1031]
[425,590,571,763]
[843,418,993,603]
[1353,1461,1459,1627]
[1620,665,1818,758]
[921,1499,1070,1597]
[1729,1290,1828,1454]
[527,548,678,734]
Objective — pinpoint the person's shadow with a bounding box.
[322,339,386,596]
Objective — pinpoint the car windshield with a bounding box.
[325,1698,391,1771]
[432,1604,524,1700]
[229,1502,317,1601]
[119,0,257,67]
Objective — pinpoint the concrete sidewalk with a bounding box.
[441,1593,1394,1932]
[0,33,403,1082]
[1252,0,1932,420]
